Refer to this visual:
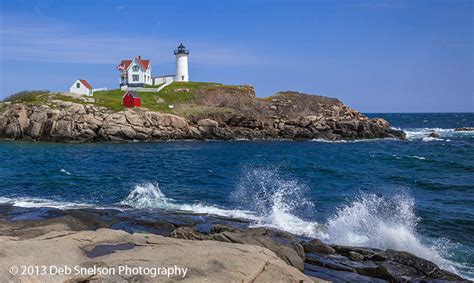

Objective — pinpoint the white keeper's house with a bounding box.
[117,43,190,89]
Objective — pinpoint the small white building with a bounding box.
[117,56,153,88]
[70,79,93,96]
[153,75,175,85]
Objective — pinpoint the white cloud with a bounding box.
[0,18,261,67]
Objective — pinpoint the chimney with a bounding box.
[138,55,141,59]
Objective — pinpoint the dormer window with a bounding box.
[132,65,139,71]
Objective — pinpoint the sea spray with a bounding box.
[121,183,173,209]
[120,180,461,276]
[326,193,457,274]
[232,168,323,237]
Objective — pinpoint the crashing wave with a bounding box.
[118,173,458,276]
[402,127,473,141]
[232,168,323,237]
[325,193,457,274]
[120,183,259,220]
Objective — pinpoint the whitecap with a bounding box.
[422,136,444,142]
[59,168,72,175]
[408,155,426,160]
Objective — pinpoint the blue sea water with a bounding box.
[0,113,473,279]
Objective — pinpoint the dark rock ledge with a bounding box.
[170,225,467,282]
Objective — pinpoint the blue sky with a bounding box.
[0,0,472,112]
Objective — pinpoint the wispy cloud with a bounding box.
[0,17,261,67]
[358,1,395,9]
[114,5,126,11]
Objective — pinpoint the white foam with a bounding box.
[325,193,458,274]
[120,183,259,221]
[120,180,322,238]
[310,138,393,143]
[409,155,426,160]
[120,179,462,278]
[403,127,473,141]
[232,168,323,237]
[0,196,91,209]
[59,168,72,175]
[422,136,444,142]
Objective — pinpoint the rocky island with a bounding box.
[0,82,404,142]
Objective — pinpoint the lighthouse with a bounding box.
[174,43,189,82]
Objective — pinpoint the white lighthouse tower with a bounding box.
[174,43,189,82]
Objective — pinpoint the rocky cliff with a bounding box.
[0,90,405,142]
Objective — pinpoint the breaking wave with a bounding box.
[325,193,457,274]
[120,170,323,238]
[400,127,473,141]
[119,173,460,276]
[232,168,322,237]
[7,169,460,276]
[120,183,259,221]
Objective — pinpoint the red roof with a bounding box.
[79,79,93,89]
[118,57,150,70]
[123,91,140,98]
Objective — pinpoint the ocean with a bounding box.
[0,113,473,279]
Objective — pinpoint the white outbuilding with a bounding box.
[70,79,93,96]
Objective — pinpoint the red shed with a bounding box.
[123,91,141,108]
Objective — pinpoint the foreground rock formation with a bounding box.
[0,228,313,282]
[0,206,468,282]
[0,91,405,142]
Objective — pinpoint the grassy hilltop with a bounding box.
[1,82,255,116]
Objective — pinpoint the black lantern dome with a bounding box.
[174,43,189,55]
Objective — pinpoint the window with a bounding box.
[132,75,139,82]
[132,65,139,71]
[76,83,80,88]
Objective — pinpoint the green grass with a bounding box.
[92,82,247,112]
[3,90,52,105]
[92,89,126,111]
[92,82,205,112]
[3,82,246,113]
